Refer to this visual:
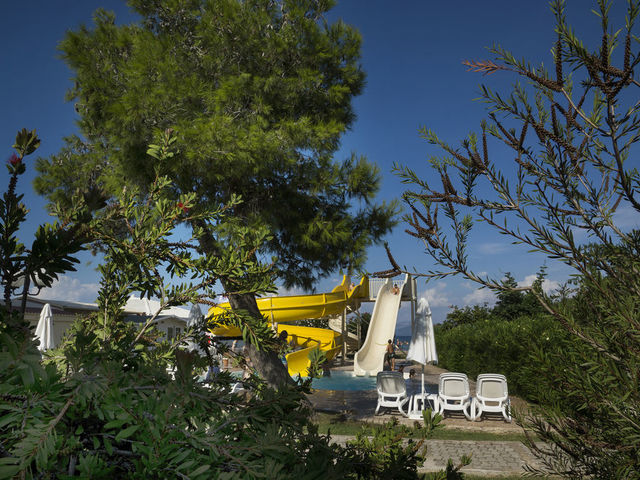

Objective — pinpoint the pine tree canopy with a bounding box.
[35,0,397,289]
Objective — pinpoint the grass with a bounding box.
[312,412,531,442]
[428,429,528,442]
[460,476,549,480]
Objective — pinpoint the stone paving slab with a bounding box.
[329,436,545,476]
[420,439,544,475]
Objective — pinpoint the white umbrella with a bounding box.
[188,303,202,325]
[406,297,438,399]
[186,303,203,352]
[407,297,438,364]
[35,303,55,352]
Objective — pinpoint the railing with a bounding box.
[367,278,387,300]
[367,276,412,300]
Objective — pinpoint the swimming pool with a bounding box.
[224,368,438,394]
[309,370,440,393]
[310,371,378,391]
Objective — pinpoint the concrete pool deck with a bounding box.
[306,361,548,476]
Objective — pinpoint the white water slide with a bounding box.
[353,276,407,376]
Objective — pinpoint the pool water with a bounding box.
[225,368,438,394]
[309,370,440,394]
[310,371,377,391]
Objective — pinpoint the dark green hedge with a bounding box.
[434,313,567,400]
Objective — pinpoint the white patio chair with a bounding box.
[437,372,472,420]
[472,373,511,422]
[375,371,409,415]
[230,382,246,393]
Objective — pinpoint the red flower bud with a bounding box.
[8,153,21,167]
[177,202,190,213]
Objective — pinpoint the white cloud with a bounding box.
[276,285,306,297]
[518,274,560,295]
[613,204,640,229]
[463,287,496,306]
[40,275,100,303]
[477,242,510,255]
[418,283,450,308]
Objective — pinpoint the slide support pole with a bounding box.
[341,308,346,366]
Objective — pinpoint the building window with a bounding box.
[167,327,174,340]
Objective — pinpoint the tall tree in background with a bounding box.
[397,0,640,477]
[35,0,396,386]
[491,271,546,321]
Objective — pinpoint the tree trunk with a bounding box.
[192,219,293,389]
[225,290,294,388]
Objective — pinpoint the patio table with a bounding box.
[406,392,438,420]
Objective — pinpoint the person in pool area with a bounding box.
[385,339,396,370]
[391,283,400,295]
[277,330,290,356]
[409,368,416,379]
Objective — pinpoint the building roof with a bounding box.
[8,295,193,322]
[123,296,191,319]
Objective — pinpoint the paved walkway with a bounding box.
[328,435,544,476]
[420,439,544,476]
[308,362,546,476]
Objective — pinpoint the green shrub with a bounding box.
[1,130,457,479]
[435,313,568,400]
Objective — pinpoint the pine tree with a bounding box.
[35,0,396,386]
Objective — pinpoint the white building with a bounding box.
[17,295,194,346]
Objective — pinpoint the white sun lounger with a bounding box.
[437,372,472,420]
[472,373,511,422]
[375,371,409,415]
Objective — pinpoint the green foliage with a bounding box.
[419,409,444,438]
[440,305,492,331]
[397,1,640,476]
[1,129,85,313]
[347,311,371,341]
[491,272,546,321]
[2,133,297,477]
[1,132,433,479]
[0,169,315,477]
[442,270,548,331]
[520,234,640,478]
[296,317,330,329]
[339,418,468,479]
[343,421,427,479]
[313,412,528,441]
[305,346,327,378]
[423,457,470,480]
[437,270,561,400]
[35,0,398,388]
[435,313,567,399]
[35,0,397,290]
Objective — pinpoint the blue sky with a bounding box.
[2,1,631,334]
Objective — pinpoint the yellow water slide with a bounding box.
[208,276,367,376]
